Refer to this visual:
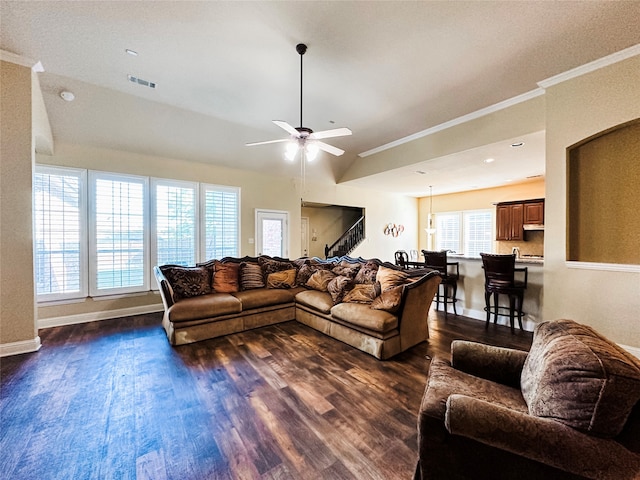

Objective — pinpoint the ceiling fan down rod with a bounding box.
[296,43,307,129]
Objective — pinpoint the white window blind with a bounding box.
[202,185,240,260]
[464,210,493,257]
[34,166,87,300]
[152,180,197,267]
[435,213,461,253]
[90,172,149,295]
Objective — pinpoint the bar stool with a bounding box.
[422,250,459,317]
[480,253,528,332]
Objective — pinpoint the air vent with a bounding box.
[127,74,156,89]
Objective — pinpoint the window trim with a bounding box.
[434,209,494,257]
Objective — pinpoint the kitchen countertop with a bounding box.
[447,254,544,265]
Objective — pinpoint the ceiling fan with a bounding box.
[246,43,352,161]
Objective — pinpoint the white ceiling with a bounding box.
[2,1,639,197]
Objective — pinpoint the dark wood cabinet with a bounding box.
[496,203,524,241]
[524,201,544,225]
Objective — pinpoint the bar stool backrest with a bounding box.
[480,253,516,288]
[422,250,447,275]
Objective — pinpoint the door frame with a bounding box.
[255,209,289,257]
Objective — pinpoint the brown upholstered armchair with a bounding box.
[415,319,640,480]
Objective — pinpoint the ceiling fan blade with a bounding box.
[310,127,352,140]
[273,120,300,137]
[316,141,345,156]
[246,138,289,147]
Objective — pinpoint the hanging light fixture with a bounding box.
[425,185,437,237]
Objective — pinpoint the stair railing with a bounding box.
[324,216,365,258]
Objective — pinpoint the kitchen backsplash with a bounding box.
[496,230,544,256]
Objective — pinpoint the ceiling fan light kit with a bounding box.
[246,43,352,162]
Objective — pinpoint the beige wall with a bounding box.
[0,60,38,351]
[34,142,418,322]
[544,55,640,347]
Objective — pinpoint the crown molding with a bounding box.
[538,43,640,89]
[0,49,44,72]
[358,88,545,158]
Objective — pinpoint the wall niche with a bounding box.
[567,118,640,265]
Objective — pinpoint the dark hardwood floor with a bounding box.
[0,309,532,480]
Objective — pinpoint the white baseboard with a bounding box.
[0,336,41,357]
[461,308,536,332]
[38,304,163,329]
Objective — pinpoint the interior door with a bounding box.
[256,209,289,257]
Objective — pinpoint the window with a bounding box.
[89,172,149,296]
[34,166,87,300]
[435,209,493,257]
[202,184,240,260]
[152,180,197,267]
[34,166,241,302]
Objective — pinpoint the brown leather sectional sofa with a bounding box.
[154,255,441,359]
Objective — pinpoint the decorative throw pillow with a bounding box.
[239,262,265,290]
[161,265,211,301]
[332,261,361,279]
[342,283,379,304]
[295,262,317,286]
[212,261,240,293]
[266,269,297,289]
[354,261,379,284]
[370,285,404,313]
[306,270,336,292]
[327,275,352,304]
[376,265,409,292]
[258,257,297,282]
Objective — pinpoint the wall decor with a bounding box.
[384,223,404,237]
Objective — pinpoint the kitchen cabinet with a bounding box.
[496,203,524,241]
[524,200,544,225]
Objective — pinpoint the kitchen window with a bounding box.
[435,209,493,257]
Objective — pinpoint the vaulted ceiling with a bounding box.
[2,1,639,196]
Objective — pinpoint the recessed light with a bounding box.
[59,90,75,102]
[511,142,524,147]
[484,158,495,164]
[125,49,138,56]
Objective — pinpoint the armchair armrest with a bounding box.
[445,394,640,480]
[153,266,175,309]
[451,340,528,388]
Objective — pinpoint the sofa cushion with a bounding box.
[239,262,265,290]
[331,261,361,279]
[521,319,640,438]
[342,283,380,304]
[161,265,211,301]
[330,303,398,333]
[295,290,334,314]
[370,285,404,313]
[376,265,409,292]
[306,270,336,292]
[166,293,242,322]
[231,288,296,310]
[266,269,297,289]
[212,261,240,293]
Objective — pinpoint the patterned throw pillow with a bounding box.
[331,261,361,279]
[161,266,211,301]
[342,283,380,304]
[239,262,265,290]
[212,261,240,293]
[370,285,404,313]
[306,270,336,292]
[354,261,379,284]
[266,269,297,289]
[327,275,352,304]
[376,265,409,292]
[258,257,297,282]
[295,262,316,286]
